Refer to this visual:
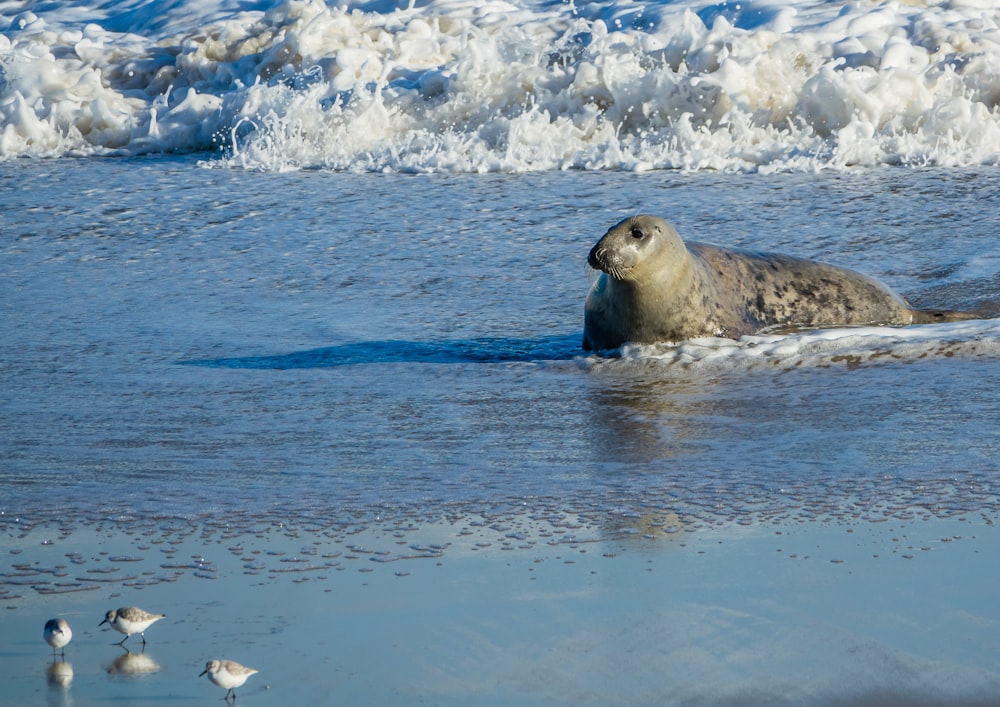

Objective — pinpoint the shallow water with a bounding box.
[2,157,1000,704]
[3,159,1000,515]
[4,516,1000,705]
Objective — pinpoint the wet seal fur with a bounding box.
[583,214,976,351]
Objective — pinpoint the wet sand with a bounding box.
[2,511,999,706]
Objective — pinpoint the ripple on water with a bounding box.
[1,474,999,605]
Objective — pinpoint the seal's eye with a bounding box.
[630,226,644,240]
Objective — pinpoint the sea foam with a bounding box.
[588,318,1000,374]
[2,0,999,172]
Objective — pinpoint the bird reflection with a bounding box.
[107,648,161,676]
[46,660,73,688]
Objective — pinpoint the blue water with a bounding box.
[4,0,1000,701]
[3,157,999,527]
[3,156,1000,706]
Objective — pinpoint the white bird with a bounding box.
[200,659,259,701]
[99,607,166,646]
[43,618,72,656]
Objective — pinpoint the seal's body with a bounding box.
[584,215,974,351]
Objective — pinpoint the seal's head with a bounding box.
[588,215,685,282]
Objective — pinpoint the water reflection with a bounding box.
[584,374,711,465]
[598,509,687,541]
[46,660,73,688]
[107,648,161,676]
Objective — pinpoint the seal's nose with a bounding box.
[588,243,604,271]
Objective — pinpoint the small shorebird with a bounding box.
[43,618,73,656]
[99,607,166,646]
[200,659,259,701]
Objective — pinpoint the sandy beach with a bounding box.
[3,507,999,705]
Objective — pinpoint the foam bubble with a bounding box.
[1,0,1000,171]
[589,318,1000,374]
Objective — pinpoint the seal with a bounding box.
[583,214,976,351]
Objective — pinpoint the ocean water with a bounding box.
[4,158,999,524]
[3,0,1000,704]
[3,157,1000,705]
